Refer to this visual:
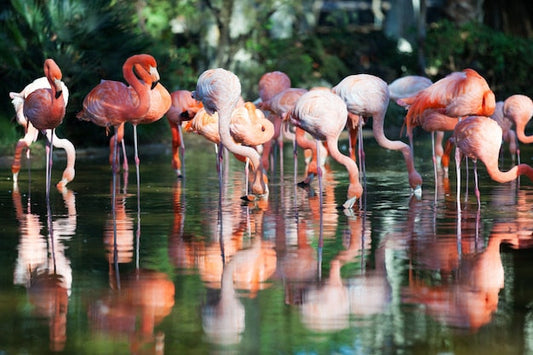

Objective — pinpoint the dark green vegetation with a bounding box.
[1,0,532,153]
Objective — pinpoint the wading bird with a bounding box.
[10,76,75,191]
[193,68,269,200]
[166,90,203,177]
[333,74,422,195]
[290,89,362,209]
[22,59,67,199]
[453,116,533,207]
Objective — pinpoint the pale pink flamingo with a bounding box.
[22,59,67,199]
[10,76,75,191]
[193,68,269,200]
[290,89,362,209]
[166,90,203,177]
[453,115,533,207]
[489,100,518,164]
[333,74,422,195]
[503,94,533,159]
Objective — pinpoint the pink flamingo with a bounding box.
[333,74,422,195]
[503,94,533,152]
[22,59,67,200]
[193,68,269,200]
[453,116,533,207]
[166,90,203,177]
[10,76,75,191]
[290,89,362,209]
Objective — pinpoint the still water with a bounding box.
[1,134,533,354]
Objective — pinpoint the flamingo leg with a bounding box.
[45,129,54,201]
[178,123,185,178]
[133,124,141,200]
[455,146,462,211]
[357,117,366,187]
[473,160,481,209]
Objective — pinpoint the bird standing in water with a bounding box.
[22,59,67,200]
[10,76,75,191]
[453,116,533,207]
[290,89,362,209]
[333,74,422,195]
[166,90,204,177]
[193,68,268,200]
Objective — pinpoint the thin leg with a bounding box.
[473,160,480,209]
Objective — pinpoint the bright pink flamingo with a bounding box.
[22,59,67,200]
[77,54,158,170]
[166,90,203,177]
[193,68,269,200]
[10,76,75,191]
[290,89,362,209]
[333,74,422,195]
[453,115,533,207]
[77,54,158,252]
[125,61,171,196]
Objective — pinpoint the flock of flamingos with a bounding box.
[9,54,533,210]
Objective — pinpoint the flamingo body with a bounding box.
[333,74,422,192]
[453,116,533,183]
[291,90,362,208]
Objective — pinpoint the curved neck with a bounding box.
[484,160,533,183]
[515,120,533,144]
[123,60,150,117]
[326,136,361,199]
[372,110,420,187]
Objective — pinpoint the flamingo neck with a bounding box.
[218,105,264,194]
[372,110,421,188]
[485,160,533,183]
[326,136,362,199]
[515,119,533,144]
[123,60,150,118]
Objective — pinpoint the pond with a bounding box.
[1,133,533,354]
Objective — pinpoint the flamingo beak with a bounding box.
[54,79,63,99]
[149,66,160,90]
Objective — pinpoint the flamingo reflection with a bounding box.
[299,212,391,332]
[88,269,175,354]
[402,184,533,331]
[13,185,76,351]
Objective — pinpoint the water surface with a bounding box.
[1,134,533,354]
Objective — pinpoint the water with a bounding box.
[1,134,533,354]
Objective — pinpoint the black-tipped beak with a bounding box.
[151,80,159,90]
[55,90,63,99]
[180,111,190,119]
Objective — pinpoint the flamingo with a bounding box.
[452,116,533,207]
[290,89,362,209]
[397,69,496,186]
[166,90,203,177]
[333,74,422,195]
[192,68,269,200]
[22,59,67,200]
[257,71,292,171]
[259,86,323,184]
[489,100,518,164]
[503,94,533,147]
[184,102,274,193]
[10,76,75,191]
[77,54,158,170]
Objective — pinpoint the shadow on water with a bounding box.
[1,136,533,353]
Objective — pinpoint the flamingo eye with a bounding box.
[261,126,266,132]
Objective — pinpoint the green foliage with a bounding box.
[424,20,533,99]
